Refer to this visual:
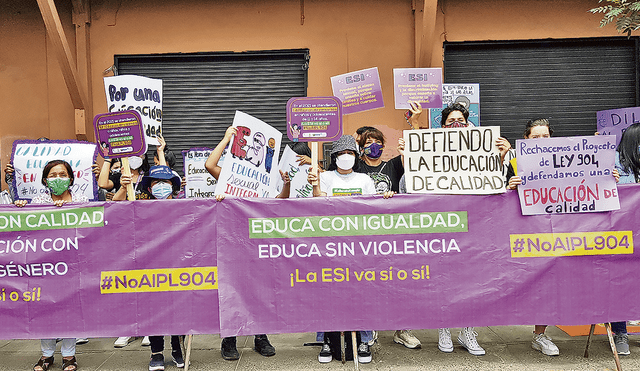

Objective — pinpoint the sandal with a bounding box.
[62,356,77,371]
[33,356,53,371]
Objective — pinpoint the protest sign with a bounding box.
[276,145,313,198]
[596,106,640,146]
[93,110,147,158]
[0,199,219,339]
[286,97,342,142]
[182,148,217,198]
[515,135,619,215]
[430,83,480,128]
[11,140,98,201]
[330,67,384,114]
[215,111,282,198]
[103,75,163,146]
[216,187,640,337]
[394,68,442,110]
[402,127,505,194]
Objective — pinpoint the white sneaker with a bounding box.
[629,320,640,326]
[141,336,151,346]
[438,328,454,353]
[318,342,332,363]
[76,338,89,345]
[393,330,421,349]
[457,327,485,356]
[114,337,132,348]
[368,330,378,346]
[532,332,559,356]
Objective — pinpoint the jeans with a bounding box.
[611,321,627,334]
[41,338,75,357]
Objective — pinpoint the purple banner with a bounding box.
[393,68,442,109]
[217,186,640,337]
[596,106,640,146]
[0,199,218,339]
[330,67,384,115]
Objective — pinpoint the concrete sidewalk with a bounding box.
[2,326,638,371]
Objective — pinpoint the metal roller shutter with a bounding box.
[443,37,639,145]
[115,49,309,176]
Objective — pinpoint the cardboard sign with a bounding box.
[275,145,313,198]
[516,135,620,215]
[430,83,480,128]
[215,111,282,198]
[103,75,163,145]
[182,148,217,199]
[11,140,98,201]
[394,68,442,109]
[286,97,342,142]
[330,67,384,114]
[93,110,147,158]
[596,106,640,147]
[403,127,506,194]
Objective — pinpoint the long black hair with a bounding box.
[618,123,640,182]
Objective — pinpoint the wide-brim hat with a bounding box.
[331,135,358,156]
[140,165,181,192]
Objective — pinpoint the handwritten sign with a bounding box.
[93,110,147,158]
[596,106,640,147]
[182,148,217,199]
[330,67,384,114]
[215,111,282,198]
[430,83,480,128]
[286,97,342,142]
[103,75,163,146]
[394,68,442,110]
[11,140,98,201]
[275,146,313,198]
[516,136,620,215]
[403,127,505,194]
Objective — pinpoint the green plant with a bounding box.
[590,0,640,36]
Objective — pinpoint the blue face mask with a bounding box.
[363,143,383,159]
[151,182,172,199]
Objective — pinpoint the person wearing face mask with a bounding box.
[106,153,152,201]
[15,160,87,371]
[356,127,404,193]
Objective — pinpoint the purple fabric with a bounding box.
[217,185,640,337]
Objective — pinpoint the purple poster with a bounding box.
[596,106,640,146]
[0,200,218,339]
[286,97,342,142]
[394,68,442,110]
[217,188,640,337]
[515,135,620,215]
[93,110,147,158]
[330,67,384,115]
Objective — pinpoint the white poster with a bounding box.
[276,145,313,198]
[12,140,98,201]
[182,148,217,198]
[403,126,505,194]
[215,111,282,198]
[104,75,163,145]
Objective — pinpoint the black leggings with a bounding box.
[149,335,182,354]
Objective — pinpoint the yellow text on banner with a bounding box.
[510,231,633,258]
[100,266,217,294]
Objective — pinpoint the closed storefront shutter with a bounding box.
[115,49,309,175]
[443,37,639,144]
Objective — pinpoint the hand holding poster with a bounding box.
[515,135,620,215]
[215,111,282,198]
[596,106,640,146]
[103,75,163,145]
[402,127,505,194]
[182,148,217,198]
[11,140,98,201]
[276,145,313,198]
[330,67,384,114]
[394,68,442,110]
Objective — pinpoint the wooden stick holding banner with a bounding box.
[120,157,135,201]
[351,331,359,370]
[311,142,319,186]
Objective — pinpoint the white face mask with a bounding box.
[336,153,355,171]
[128,156,143,170]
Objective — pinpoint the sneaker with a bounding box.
[368,330,378,346]
[141,336,151,346]
[171,349,185,368]
[221,337,240,361]
[114,337,132,348]
[148,353,164,371]
[393,330,421,349]
[532,332,559,356]
[438,328,454,353]
[318,342,332,363]
[457,327,485,356]
[357,342,372,364]
[254,334,276,357]
[76,338,89,345]
[614,333,630,356]
[628,320,640,326]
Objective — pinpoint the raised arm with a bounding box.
[205,126,237,180]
